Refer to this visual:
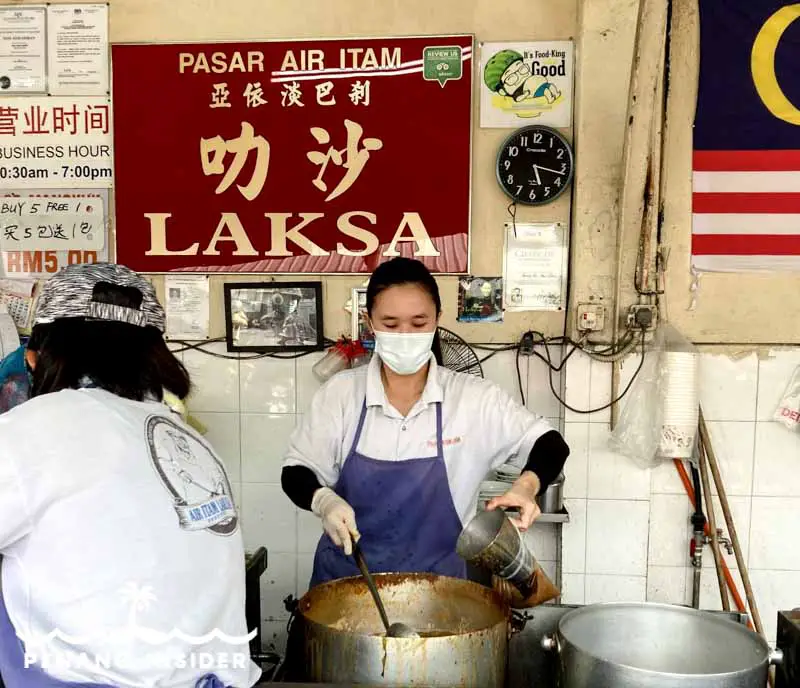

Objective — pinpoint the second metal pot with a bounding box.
[542,602,782,688]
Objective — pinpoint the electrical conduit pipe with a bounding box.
[672,459,751,627]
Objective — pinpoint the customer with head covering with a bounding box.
[0,263,260,688]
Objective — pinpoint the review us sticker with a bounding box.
[423,46,463,87]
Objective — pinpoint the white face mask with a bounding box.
[373,330,435,376]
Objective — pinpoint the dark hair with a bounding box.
[27,283,190,402]
[366,257,443,366]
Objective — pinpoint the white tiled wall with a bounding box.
[182,342,800,650]
[561,347,800,643]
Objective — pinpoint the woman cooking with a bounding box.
[282,257,569,588]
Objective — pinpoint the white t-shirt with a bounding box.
[0,388,261,688]
[283,354,555,525]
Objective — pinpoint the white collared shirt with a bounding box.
[284,354,555,524]
[0,388,261,687]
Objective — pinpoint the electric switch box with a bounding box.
[576,304,605,332]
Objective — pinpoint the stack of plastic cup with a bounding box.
[659,351,699,458]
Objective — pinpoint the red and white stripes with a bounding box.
[692,150,800,271]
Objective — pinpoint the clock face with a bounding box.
[496,126,574,206]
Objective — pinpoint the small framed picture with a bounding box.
[351,287,374,345]
[457,276,504,323]
[224,282,324,353]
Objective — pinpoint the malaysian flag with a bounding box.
[692,1,800,272]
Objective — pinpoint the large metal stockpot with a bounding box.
[296,572,511,687]
[542,602,783,688]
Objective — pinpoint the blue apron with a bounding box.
[309,400,466,588]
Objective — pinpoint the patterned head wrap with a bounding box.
[33,263,165,332]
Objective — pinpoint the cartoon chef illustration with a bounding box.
[483,49,561,110]
[148,418,237,535]
[158,428,228,504]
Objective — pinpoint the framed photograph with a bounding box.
[457,276,504,323]
[351,287,374,346]
[224,282,324,353]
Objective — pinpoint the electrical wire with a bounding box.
[469,342,520,350]
[173,328,627,367]
[579,332,641,363]
[513,328,643,409]
[515,328,647,413]
[516,333,586,406]
[507,201,518,236]
[470,336,633,354]
[174,326,646,415]
[550,329,647,415]
[168,337,334,360]
[476,348,510,366]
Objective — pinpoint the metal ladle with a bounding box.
[352,542,419,638]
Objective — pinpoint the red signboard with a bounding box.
[111,36,473,274]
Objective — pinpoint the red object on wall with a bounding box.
[111,36,474,274]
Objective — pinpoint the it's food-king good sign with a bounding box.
[111,36,474,274]
[479,40,574,129]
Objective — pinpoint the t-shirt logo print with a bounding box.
[146,415,238,535]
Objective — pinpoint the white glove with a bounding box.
[311,487,360,555]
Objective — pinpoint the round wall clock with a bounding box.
[495,125,574,206]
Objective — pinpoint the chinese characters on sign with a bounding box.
[243,82,267,108]
[196,115,386,203]
[0,194,105,252]
[209,79,373,109]
[0,101,109,135]
[200,89,384,202]
[307,120,382,201]
[0,189,109,279]
[111,37,473,273]
[201,122,270,201]
[0,98,113,188]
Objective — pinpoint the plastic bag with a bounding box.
[608,327,665,468]
[774,365,800,431]
[608,323,699,468]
